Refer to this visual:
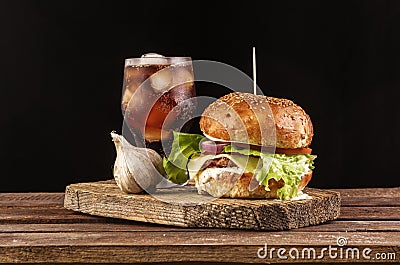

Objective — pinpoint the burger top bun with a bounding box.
[199,92,313,149]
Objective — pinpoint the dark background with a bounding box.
[1,0,399,191]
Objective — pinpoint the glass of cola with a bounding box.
[121,53,196,156]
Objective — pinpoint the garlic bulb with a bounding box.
[111,131,165,193]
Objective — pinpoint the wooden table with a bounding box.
[0,187,399,264]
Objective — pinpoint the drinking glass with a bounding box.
[121,54,196,156]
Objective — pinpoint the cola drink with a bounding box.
[122,56,196,156]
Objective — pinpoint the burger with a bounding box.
[163,92,316,200]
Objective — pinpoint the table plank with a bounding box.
[0,220,399,233]
[1,231,398,246]
[2,245,396,264]
[0,206,109,224]
[0,193,64,206]
[333,187,400,197]
[295,220,400,232]
[338,207,400,220]
[0,232,398,263]
[332,187,400,206]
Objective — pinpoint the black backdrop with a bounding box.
[1,1,399,191]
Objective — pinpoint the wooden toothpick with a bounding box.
[253,47,257,95]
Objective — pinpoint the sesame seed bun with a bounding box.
[199,92,313,149]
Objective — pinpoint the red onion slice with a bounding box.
[200,140,229,154]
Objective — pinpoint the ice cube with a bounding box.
[121,88,133,111]
[173,68,194,87]
[150,68,172,93]
[140,53,168,65]
[141,53,164,58]
[125,87,153,115]
[125,81,141,94]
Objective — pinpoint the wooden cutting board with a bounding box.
[64,180,340,230]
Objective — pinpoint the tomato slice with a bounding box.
[275,147,312,155]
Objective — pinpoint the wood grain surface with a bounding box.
[0,186,399,264]
[64,180,341,230]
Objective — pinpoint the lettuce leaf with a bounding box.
[257,153,316,199]
[163,131,205,183]
[223,145,316,200]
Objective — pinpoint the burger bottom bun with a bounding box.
[194,170,313,199]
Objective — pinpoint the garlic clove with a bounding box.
[111,131,165,193]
